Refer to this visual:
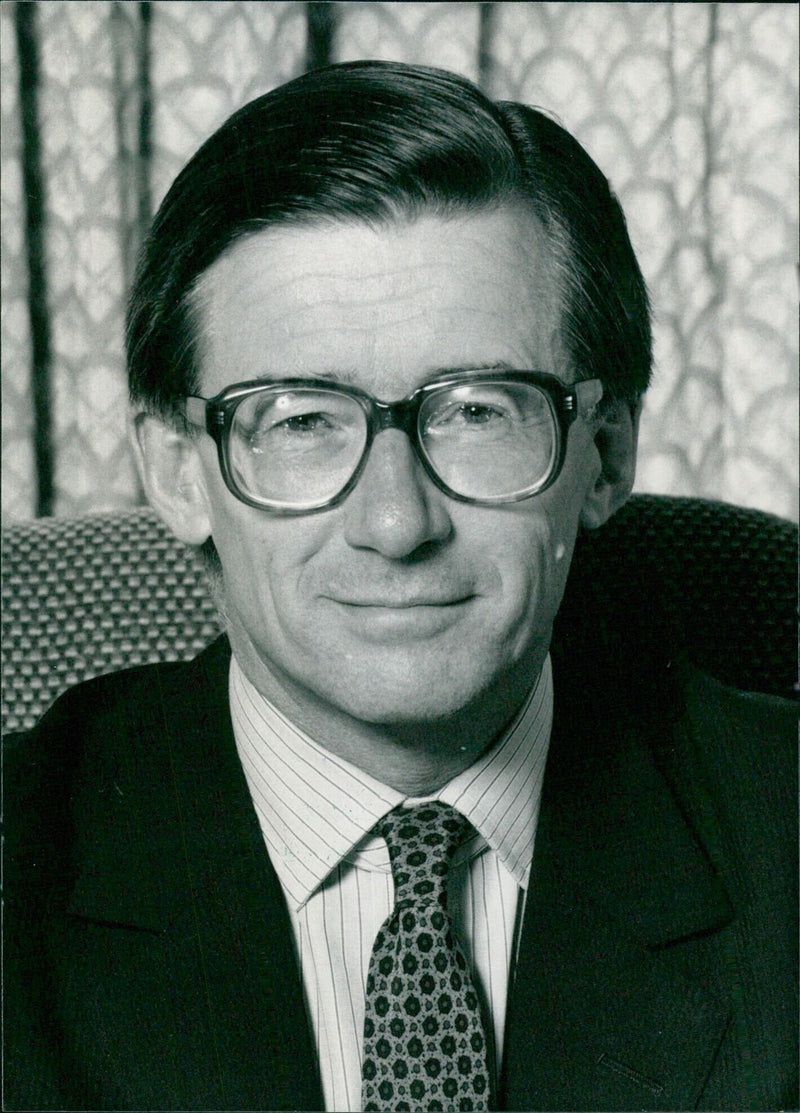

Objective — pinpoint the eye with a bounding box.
[274,411,337,436]
[247,408,351,455]
[447,402,508,426]
[424,391,520,435]
[234,390,361,449]
[227,388,369,500]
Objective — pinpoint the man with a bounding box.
[5,62,796,1112]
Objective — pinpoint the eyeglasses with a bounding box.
[183,371,603,514]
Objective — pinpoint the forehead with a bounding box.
[191,206,567,397]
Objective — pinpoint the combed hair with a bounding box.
[127,60,651,417]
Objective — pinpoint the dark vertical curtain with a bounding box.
[15,2,54,516]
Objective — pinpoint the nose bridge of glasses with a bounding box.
[373,396,418,440]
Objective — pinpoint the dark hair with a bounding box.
[127,60,651,417]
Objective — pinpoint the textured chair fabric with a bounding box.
[2,495,796,734]
[564,494,797,703]
[2,508,221,733]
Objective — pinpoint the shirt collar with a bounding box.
[231,656,553,911]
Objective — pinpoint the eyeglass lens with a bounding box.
[419,381,556,500]
[227,381,558,508]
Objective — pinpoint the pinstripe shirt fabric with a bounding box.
[230,656,553,1112]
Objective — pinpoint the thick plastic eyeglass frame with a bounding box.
[183,371,603,514]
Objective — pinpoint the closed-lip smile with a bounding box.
[331,594,474,608]
[326,592,475,639]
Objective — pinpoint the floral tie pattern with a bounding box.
[361,803,490,1112]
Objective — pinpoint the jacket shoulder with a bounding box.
[5,635,230,764]
[4,637,231,892]
[678,663,797,797]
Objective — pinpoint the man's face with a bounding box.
[189,207,602,727]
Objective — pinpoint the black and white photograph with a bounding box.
[2,4,797,1110]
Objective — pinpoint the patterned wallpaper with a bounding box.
[2,1,797,523]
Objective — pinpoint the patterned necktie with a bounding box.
[361,803,491,1112]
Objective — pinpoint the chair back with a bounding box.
[2,508,221,733]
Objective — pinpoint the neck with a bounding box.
[231,639,545,797]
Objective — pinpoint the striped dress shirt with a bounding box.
[230,656,553,1112]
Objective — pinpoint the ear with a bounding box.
[579,399,641,530]
[130,412,212,545]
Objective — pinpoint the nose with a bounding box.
[342,430,453,558]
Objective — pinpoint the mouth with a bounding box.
[326,594,475,639]
[334,596,473,609]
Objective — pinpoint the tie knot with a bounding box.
[379,803,468,909]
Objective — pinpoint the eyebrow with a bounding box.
[251,361,520,387]
[427,361,518,376]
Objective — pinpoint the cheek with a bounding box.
[200,464,328,636]
[491,493,585,657]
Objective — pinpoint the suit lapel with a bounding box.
[502,652,733,1111]
[66,637,324,1110]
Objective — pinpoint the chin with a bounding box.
[315,657,508,728]
[335,695,475,729]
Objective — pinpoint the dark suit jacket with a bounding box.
[4,621,797,1111]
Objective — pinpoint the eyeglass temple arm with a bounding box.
[183,396,213,433]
